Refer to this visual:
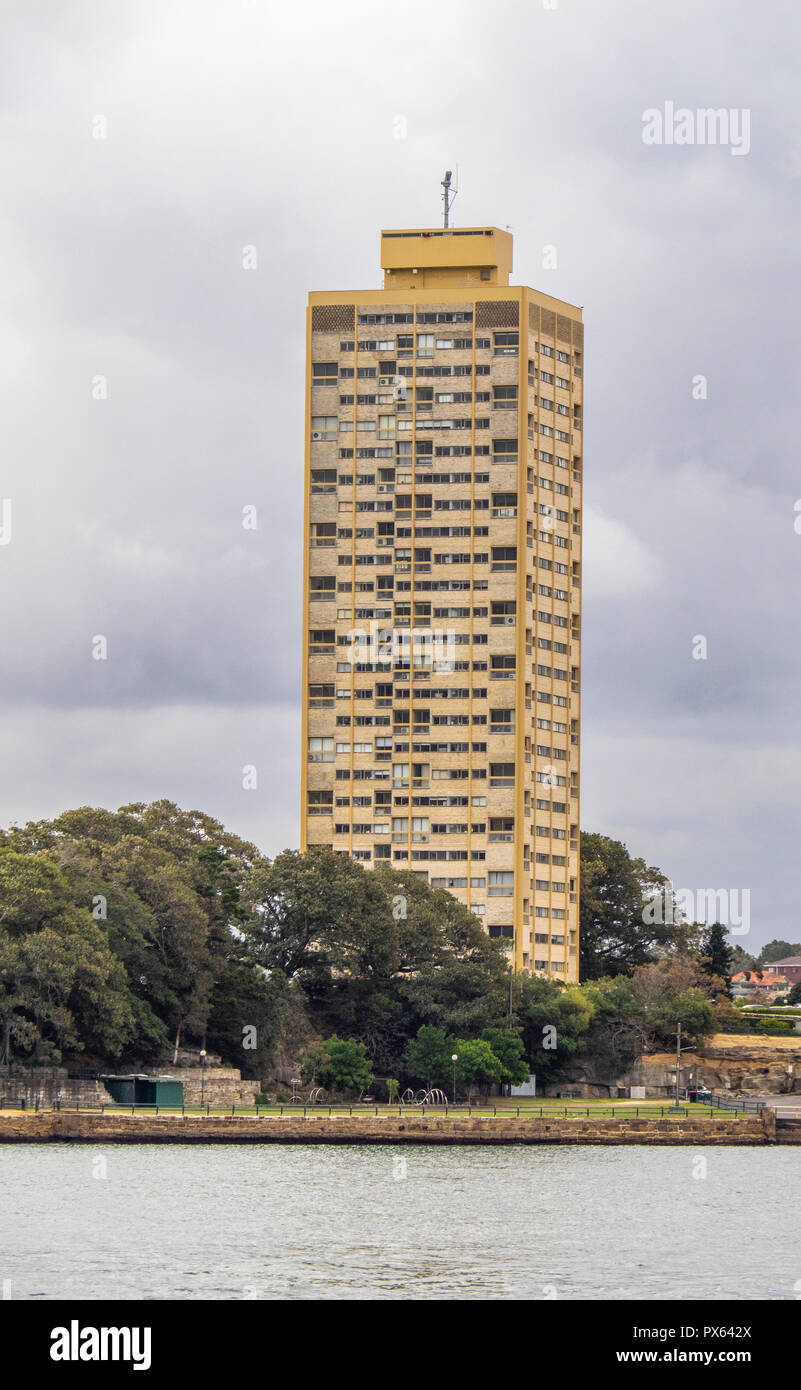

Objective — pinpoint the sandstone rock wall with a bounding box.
[0,1110,779,1146]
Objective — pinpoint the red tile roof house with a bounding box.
[731,971,790,1001]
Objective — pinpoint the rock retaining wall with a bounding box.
[0,1111,781,1145]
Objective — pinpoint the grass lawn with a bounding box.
[30,1097,743,1120]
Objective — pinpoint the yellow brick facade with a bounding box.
[301,227,582,980]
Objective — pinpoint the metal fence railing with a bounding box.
[708,1092,765,1114]
[0,1100,745,1120]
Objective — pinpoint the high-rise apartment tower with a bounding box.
[301,226,583,980]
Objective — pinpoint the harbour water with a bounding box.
[2,1144,798,1300]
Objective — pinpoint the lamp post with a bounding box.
[451,1053,458,1106]
[199,1049,207,1111]
[674,1024,693,1108]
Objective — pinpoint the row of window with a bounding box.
[313,343,578,382]
[356,311,472,324]
[314,447,580,478]
[315,558,577,596]
[314,420,573,444]
[308,737,573,770]
[316,535,575,563]
[312,476,572,504]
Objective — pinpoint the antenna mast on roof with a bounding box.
[441,169,458,228]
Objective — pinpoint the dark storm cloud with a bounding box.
[1,0,800,945]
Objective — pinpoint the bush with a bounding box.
[300,1035,374,1096]
[719,1017,796,1036]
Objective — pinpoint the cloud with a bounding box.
[583,505,661,599]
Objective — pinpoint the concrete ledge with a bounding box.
[0,1111,778,1145]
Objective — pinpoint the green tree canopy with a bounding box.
[451,1038,503,1099]
[758,940,801,966]
[580,832,690,979]
[480,1027,530,1087]
[300,1035,373,1095]
[698,923,734,996]
[402,1025,453,1089]
[0,849,135,1064]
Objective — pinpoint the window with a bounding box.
[308,683,335,709]
[489,867,511,900]
[489,817,514,842]
[491,546,517,572]
[312,362,338,385]
[311,415,337,441]
[308,737,334,762]
[493,438,518,462]
[491,493,517,518]
[493,385,518,407]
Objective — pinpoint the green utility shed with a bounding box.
[101,1075,184,1106]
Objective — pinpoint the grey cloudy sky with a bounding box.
[1,0,800,951]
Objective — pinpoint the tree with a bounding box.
[759,940,801,966]
[698,923,734,997]
[730,944,759,979]
[402,1025,452,1090]
[480,1027,530,1087]
[0,849,135,1064]
[2,802,266,1068]
[516,975,595,1084]
[451,1038,503,1100]
[580,832,689,979]
[629,961,714,1048]
[787,983,801,1006]
[204,958,283,1080]
[244,846,394,983]
[241,854,510,1074]
[300,1035,373,1095]
[394,884,509,1037]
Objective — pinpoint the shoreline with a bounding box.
[0,1109,795,1145]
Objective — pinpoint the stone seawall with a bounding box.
[0,1111,784,1145]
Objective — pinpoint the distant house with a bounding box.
[760,957,801,986]
[731,971,790,1002]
